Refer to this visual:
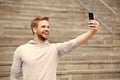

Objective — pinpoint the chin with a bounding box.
[45,37,49,40]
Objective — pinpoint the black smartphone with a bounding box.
[89,12,94,20]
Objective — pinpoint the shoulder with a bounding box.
[13,43,29,57]
[17,43,28,50]
[14,43,28,53]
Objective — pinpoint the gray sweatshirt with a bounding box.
[10,39,80,80]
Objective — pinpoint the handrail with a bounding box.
[76,0,114,34]
[99,0,117,15]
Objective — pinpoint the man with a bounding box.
[10,16,99,80]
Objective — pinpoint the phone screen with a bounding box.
[89,13,94,20]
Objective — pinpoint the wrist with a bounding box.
[89,28,97,34]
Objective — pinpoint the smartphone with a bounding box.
[89,12,94,20]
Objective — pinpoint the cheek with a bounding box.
[37,28,43,32]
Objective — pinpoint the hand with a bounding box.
[88,20,100,31]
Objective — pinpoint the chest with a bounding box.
[21,45,58,65]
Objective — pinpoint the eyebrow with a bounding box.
[41,25,50,28]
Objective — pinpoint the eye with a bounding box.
[41,25,46,28]
[47,26,50,28]
[41,25,50,28]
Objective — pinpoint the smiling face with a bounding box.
[33,20,50,41]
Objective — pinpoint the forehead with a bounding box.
[38,20,49,26]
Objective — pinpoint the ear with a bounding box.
[33,27,37,33]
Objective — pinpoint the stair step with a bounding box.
[57,75,120,80]
[0,69,120,77]
[0,1,86,18]
[57,69,120,75]
[1,0,85,9]
[60,55,120,61]
[1,60,120,72]
[0,51,120,61]
[1,76,120,80]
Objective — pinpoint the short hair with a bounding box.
[31,16,49,34]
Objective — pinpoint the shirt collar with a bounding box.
[28,40,50,45]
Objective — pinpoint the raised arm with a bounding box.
[56,19,99,57]
[76,19,100,44]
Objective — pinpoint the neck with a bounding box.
[33,34,45,44]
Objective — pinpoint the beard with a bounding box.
[37,33,47,41]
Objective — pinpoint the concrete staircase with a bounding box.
[0,0,120,80]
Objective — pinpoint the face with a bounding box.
[33,20,50,41]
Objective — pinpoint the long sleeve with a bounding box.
[10,47,22,80]
[56,38,80,57]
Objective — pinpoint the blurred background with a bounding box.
[0,0,120,80]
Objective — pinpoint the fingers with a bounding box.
[88,20,100,28]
